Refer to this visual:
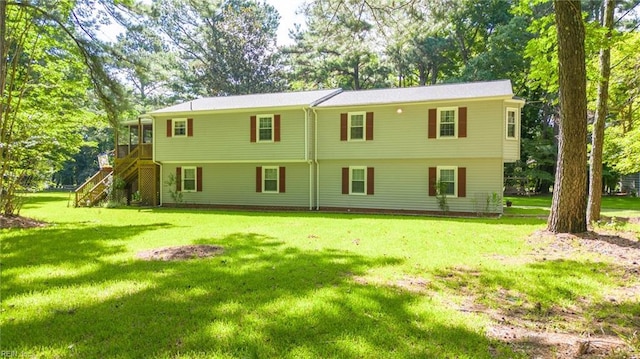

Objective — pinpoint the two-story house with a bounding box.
[74,80,523,214]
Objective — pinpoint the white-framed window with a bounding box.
[257,114,274,142]
[350,166,367,195]
[173,118,187,137]
[437,166,457,197]
[506,107,518,140]
[182,166,197,192]
[262,166,279,193]
[349,112,366,141]
[437,107,457,138]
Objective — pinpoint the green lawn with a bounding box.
[504,194,640,218]
[1,193,638,358]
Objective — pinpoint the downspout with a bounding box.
[304,107,313,210]
[312,108,320,210]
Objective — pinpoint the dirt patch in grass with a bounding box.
[0,215,47,229]
[427,229,640,358]
[136,245,224,261]
[492,230,639,358]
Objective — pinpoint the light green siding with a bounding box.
[154,109,308,162]
[318,158,504,213]
[316,100,506,160]
[502,103,521,162]
[162,163,312,208]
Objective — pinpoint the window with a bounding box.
[258,115,274,142]
[182,167,197,192]
[263,166,279,192]
[349,112,365,141]
[174,119,187,137]
[437,166,457,196]
[506,108,517,139]
[347,167,367,195]
[437,108,457,138]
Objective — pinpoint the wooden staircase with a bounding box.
[74,144,157,207]
[74,168,114,207]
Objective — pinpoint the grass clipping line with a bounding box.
[136,245,224,261]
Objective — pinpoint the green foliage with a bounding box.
[147,0,285,96]
[163,172,183,204]
[434,179,449,213]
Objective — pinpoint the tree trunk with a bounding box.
[587,0,614,224]
[547,0,588,233]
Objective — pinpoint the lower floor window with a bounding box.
[351,167,366,194]
[182,167,196,191]
[437,167,457,196]
[263,167,278,192]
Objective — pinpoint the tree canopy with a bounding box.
[1,0,639,228]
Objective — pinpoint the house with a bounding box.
[75,80,524,214]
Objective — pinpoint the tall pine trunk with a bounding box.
[587,0,614,224]
[547,0,588,233]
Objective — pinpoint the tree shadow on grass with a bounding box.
[1,232,511,358]
[431,259,639,355]
[1,223,172,296]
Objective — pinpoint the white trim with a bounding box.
[262,166,279,193]
[436,107,458,139]
[505,107,518,140]
[256,114,274,142]
[436,166,458,198]
[349,166,367,195]
[347,111,366,141]
[181,166,197,192]
[160,159,306,164]
[172,118,188,137]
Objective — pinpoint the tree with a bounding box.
[587,0,614,223]
[0,0,127,216]
[148,0,284,96]
[547,0,588,233]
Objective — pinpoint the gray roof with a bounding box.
[315,80,515,107]
[150,89,342,114]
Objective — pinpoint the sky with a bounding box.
[265,0,306,46]
[97,1,306,46]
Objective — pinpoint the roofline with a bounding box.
[310,88,343,106]
[147,104,314,118]
[313,94,515,109]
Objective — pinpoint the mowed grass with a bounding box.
[504,194,640,218]
[0,192,637,358]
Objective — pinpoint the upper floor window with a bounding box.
[340,112,374,141]
[250,114,280,142]
[349,112,365,141]
[167,118,192,138]
[506,108,518,139]
[258,114,274,142]
[437,107,457,138]
[174,119,187,137]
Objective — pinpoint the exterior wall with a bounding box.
[502,102,521,162]
[154,109,308,162]
[161,162,312,208]
[318,158,505,213]
[316,100,505,160]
